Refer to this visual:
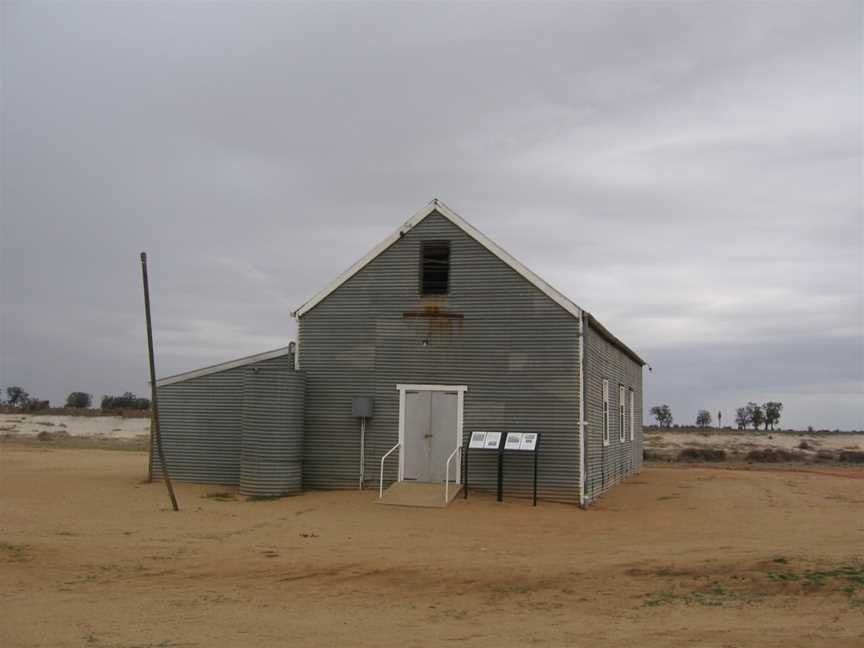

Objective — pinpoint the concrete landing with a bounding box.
[378,481,462,508]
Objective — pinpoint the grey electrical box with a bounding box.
[352,397,374,418]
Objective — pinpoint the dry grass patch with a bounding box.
[0,541,32,562]
[641,558,864,609]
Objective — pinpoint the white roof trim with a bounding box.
[155,345,294,387]
[293,199,583,319]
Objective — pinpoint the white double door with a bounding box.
[402,390,458,483]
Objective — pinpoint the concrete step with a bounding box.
[377,481,462,508]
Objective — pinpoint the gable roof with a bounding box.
[293,199,583,319]
[292,199,645,366]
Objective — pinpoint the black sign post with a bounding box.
[497,444,504,502]
[463,431,502,500]
[532,434,540,506]
[502,432,540,506]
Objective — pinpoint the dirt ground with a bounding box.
[1,445,862,648]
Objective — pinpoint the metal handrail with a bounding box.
[444,446,462,504]
[379,442,401,498]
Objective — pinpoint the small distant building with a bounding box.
[154,200,644,506]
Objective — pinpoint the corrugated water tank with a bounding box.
[239,364,306,497]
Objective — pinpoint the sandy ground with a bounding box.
[1,445,862,647]
[0,413,150,441]
[645,428,863,459]
[5,413,861,462]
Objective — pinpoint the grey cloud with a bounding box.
[2,1,861,428]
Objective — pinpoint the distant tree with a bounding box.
[65,392,92,409]
[747,402,765,431]
[764,402,783,431]
[735,407,750,430]
[6,386,28,407]
[101,392,149,411]
[650,404,673,427]
[696,410,712,427]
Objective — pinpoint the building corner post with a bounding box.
[578,310,587,508]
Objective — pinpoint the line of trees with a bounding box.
[735,402,783,431]
[1,386,149,412]
[101,393,150,411]
[650,402,784,431]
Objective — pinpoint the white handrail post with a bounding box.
[379,442,400,498]
[444,446,461,505]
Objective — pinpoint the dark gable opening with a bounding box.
[420,240,450,295]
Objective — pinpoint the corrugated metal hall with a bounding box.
[153,200,645,506]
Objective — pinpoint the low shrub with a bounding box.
[838,451,864,464]
[677,448,726,462]
[36,430,70,442]
[745,448,800,463]
[643,449,672,462]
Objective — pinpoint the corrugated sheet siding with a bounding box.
[153,354,299,487]
[239,364,305,496]
[583,320,643,503]
[299,211,582,503]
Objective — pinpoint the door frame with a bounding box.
[396,384,467,482]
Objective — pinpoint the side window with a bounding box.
[629,388,635,441]
[619,384,626,442]
[602,379,610,446]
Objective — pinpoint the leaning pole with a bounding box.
[140,252,179,512]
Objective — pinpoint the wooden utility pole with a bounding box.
[140,252,179,511]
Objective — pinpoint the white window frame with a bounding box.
[619,384,626,442]
[629,388,635,441]
[602,379,610,447]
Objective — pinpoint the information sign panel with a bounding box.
[468,431,487,449]
[504,432,523,450]
[483,432,502,449]
[519,433,538,451]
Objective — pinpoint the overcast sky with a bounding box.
[2,2,861,430]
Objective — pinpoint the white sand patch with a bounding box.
[645,430,863,453]
[0,414,150,440]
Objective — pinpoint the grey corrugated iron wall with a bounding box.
[298,210,582,503]
[583,320,643,503]
[153,354,304,494]
[239,364,305,496]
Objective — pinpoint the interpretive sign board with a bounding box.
[464,432,542,506]
[469,431,502,450]
[504,433,523,450]
[502,432,539,451]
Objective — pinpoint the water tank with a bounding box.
[239,364,306,496]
